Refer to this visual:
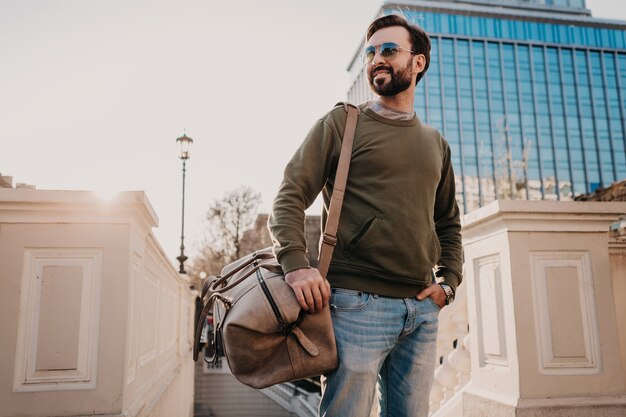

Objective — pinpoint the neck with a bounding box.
[378,86,416,113]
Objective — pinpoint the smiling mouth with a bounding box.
[373,71,390,85]
[372,67,392,79]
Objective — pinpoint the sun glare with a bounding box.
[94,187,121,202]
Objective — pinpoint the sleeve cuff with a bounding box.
[278,250,311,274]
[437,270,462,293]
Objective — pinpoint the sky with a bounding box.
[1,0,625,268]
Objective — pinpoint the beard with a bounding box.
[368,58,413,97]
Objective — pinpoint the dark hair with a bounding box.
[366,14,431,85]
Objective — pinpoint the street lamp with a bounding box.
[176,133,193,274]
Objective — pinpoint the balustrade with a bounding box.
[0,189,195,417]
[460,200,626,417]
[430,283,471,415]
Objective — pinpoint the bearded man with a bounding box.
[268,14,463,417]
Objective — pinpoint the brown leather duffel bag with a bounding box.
[193,103,359,389]
[195,248,337,388]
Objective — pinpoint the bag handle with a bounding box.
[318,103,360,278]
[208,248,275,293]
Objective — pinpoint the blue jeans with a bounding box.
[319,288,440,417]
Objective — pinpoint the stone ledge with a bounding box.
[463,392,626,417]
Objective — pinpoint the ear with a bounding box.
[412,54,426,77]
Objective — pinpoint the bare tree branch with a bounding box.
[188,186,263,279]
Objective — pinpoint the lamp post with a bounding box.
[176,133,193,274]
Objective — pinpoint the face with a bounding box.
[366,26,423,97]
[369,52,413,97]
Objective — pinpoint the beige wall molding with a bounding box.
[13,248,103,392]
[529,250,601,375]
[473,253,508,369]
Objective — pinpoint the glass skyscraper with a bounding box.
[347,0,626,213]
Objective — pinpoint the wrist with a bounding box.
[439,283,455,305]
[279,251,310,274]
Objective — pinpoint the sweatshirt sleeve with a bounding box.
[268,117,341,273]
[433,140,464,292]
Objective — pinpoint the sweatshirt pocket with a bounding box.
[348,213,383,253]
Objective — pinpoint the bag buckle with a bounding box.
[212,293,233,309]
[280,309,306,337]
[322,233,337,246]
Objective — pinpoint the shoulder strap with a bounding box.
[318,103,360,278]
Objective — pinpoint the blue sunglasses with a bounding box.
[363,42,416,63]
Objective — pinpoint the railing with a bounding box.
[429,282,471,416]
[430,201,626,417]
[262,382,320,417]
[454,200,626,416]
[0,189,195,417]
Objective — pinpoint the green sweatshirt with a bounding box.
[268,103,463,297]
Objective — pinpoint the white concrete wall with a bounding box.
[461,200,626,417]
[609,219,626,388]
[0,189,195,417]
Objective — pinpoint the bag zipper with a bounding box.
[254,263,288,333]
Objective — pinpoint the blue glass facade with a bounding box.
[347,1,626,213]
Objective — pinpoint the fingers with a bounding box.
[416,284,446,309]
[311,286,323,313]
[293,288,310,312]
[295,286,316,312]
[303,281,327,313]
[285,268,330,314]
[416,285,436,300]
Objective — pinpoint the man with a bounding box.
[268,14,463,417]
